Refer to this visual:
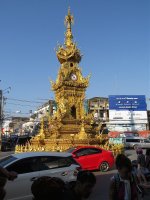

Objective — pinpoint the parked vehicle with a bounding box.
[16,135,32,146]
[0,152,80,200]
[1,140,12,151]
[124,137,150,149]
[66,146,115,172]
[1,136,16,151]
[120,132,139,137]
[1,135,18,152]
[1,135,32,152]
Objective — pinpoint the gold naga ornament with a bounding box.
[15,8,124,156]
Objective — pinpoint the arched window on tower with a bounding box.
[71,106,76,119]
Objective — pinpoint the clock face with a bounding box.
[71,74,77,81]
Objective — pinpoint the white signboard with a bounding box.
[109,110,148,124]
[107,123,147,132]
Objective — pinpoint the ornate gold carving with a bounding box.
[64,7,74,46]
[56,8,81,64]
[75,120,88,140]
[15,8,124,157]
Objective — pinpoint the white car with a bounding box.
[0,152,80,200]
[124,137,150,149]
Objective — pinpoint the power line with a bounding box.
[6,102,37,107]
[6,98,44,104]
[37,98,51,101]
[5,110,32,115]
[4,110,31,115]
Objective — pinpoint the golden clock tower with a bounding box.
[50,8,90,136]
[15,8,114,154]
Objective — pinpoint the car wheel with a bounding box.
[1,147,6,152]
[99,162,109,172]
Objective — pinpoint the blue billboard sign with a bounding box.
[109,95,147,111]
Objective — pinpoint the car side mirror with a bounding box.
[73,154,79,159]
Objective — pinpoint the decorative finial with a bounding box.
[65,7,74,28]
[64,7,74,46]
[68,6,71,15]
[56,7,81,63]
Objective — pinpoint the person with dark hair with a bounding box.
[136,148,146,168]
[0,166,17,200]
[145,148,150,171]
[31,176,65,200]
[109,154,139,200]
[64,170,96,200]
[136,148,148,184]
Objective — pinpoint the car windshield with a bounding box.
[66,147,76,153]
[0,156,17,167]
[144,139,150,143]
[67,156,80,166]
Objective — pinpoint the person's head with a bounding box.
[136,148,143,155]
[115,154,132,180]
[31,176,65,200]
[75,171,96,199]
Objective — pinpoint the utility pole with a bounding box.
[0,90,3,145]
[0,90,2,119]
[0,87,11,139]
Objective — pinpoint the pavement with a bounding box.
[0,150,150,200]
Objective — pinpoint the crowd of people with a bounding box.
[31,171,96,200]
[0,149,150,200]
[0,168,96,200]
[109,149,150,200]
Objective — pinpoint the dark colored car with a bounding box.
[1,134,18,152]
[1,139,14,152]
[16,135,32,146]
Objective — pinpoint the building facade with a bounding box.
[87,97,109,122]
[2,117,29,135]
[34,100,56,119]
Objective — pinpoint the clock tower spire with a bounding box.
[50,8,91,137]
[64,7,74,47]
[56,7,81,64]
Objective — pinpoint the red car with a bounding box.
[67,146,115,172]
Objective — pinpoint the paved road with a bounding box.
[88,170,116,200]
[0,150,150,200]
